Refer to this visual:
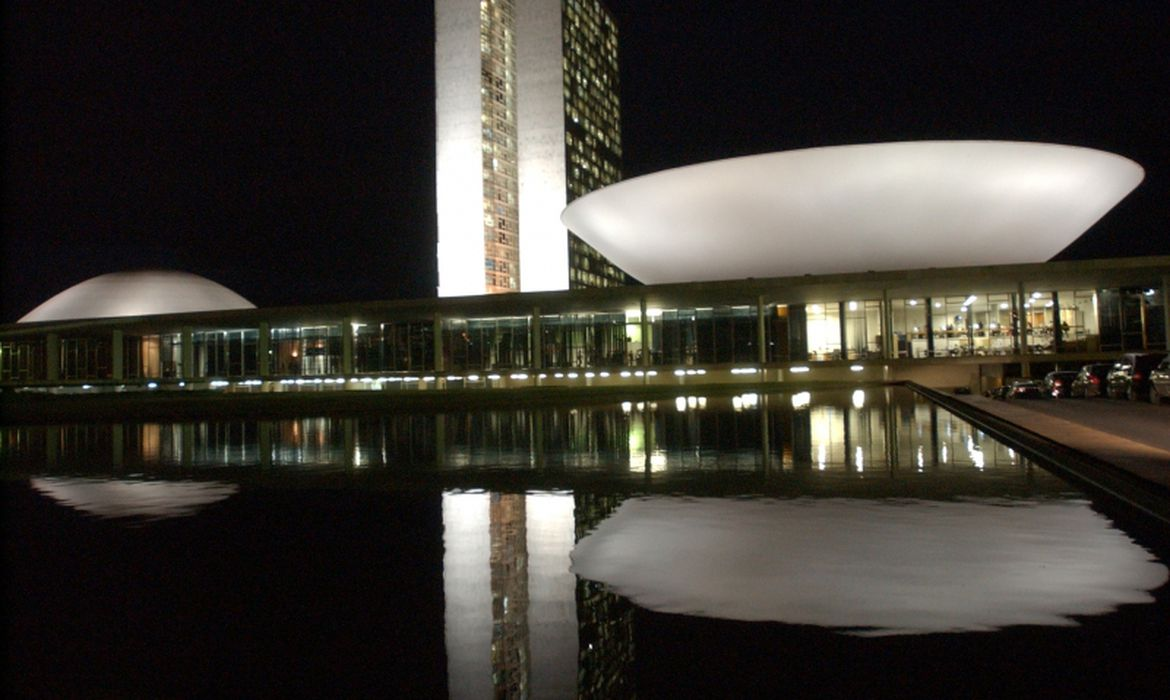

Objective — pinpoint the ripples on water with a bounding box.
[3,387,1168,697]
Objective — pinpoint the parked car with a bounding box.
[1106,352,1168,400]
[1149,356,1170,404]
[1042,370,1078,398]
[1007,380,1044,400]
[987,384,1013,400]
[1070,363,1112,398]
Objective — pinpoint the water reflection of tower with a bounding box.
[490,493,530,697]
[574,493,636,699]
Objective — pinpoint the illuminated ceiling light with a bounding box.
[1000,302,1009,310]
[852,389,866,409]
[789,366,811,373]
[963,295,977,306]
[850,365,864,372]
[934,302,943,309]
[848,301,858,311]
[791,391,811,409]
[1031,291,1042,299]
[908,299,919,306]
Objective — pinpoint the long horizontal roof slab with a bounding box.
[561,141,1145,285]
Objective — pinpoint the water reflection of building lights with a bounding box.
[792,391,811,409]
[852,389,866,409]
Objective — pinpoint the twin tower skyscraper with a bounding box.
[435,0,632,297]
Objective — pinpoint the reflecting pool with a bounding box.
[3,387,1168,697]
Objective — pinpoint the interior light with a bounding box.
[850,365,864,372]
[999,302,1009,310]
[1031,291,1042,299]
[789,366,810,373]
[908,299,919,306]
[674,369,686,376]
[675,397,687,412]
[848,301,858,311]
[810,304,822,313]
[791,391,811,409]
[963,295,977,306]
[934,302,942,309]
[852,389,866,409]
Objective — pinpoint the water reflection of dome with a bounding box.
[30,477,239,521]
[570,497,1168,636]
[19,270,255,323]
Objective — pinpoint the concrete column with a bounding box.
[1016,282,1028,355]
[531,307,542,371]
[181,327,194,380]
[433,313,444,372]
[1163,275,1170,350]
[756,296,767,364]
[924,299,935,358]
[341,318,354,375]
[838,301,849,361]
[257,321,271,377]
[111,330,124,381]
[640,297,650,368]
[1051,291,1063,352]
[46,332,60,381]
[881,289,893,359]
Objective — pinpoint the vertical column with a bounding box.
[924,298,935,358]
[1163,275,1170,351]
[838,302,848,361]
[46,332,60,382]
[639,297,650,368]
[111,424,124,469]
[111,330,124,381]
[257,321,271,378]
[433,313,444,373]
[881,289,893,359]
[1015,282,1028,355]
[1051,291,1063,353]
[756,296,767,364]
[181,327,194,380]
[531,307,542,371]
[341,317,354,375]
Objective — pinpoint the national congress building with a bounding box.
[2,1,1168,396]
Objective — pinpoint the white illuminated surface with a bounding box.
[442,490,577,698]
[442,491,492,700]
[570,497,1167,636]
[435,0,487,298]
[30,477,238,520]
[19,270,255,323]
[561,141,1144,284]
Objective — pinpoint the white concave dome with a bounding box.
[561,141,1145,284]
[19,270,256,323]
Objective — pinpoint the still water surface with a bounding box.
[4,387,1169,697]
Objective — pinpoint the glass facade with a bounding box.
[562,0,632,290]
[3,266,1167,385]
[481,0,520,292]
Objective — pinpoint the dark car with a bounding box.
[1042,370,1078,398]
[1149,356,1170,404]
[1070,363,1112,398]
[987,384,1013,400]
[1007,380,1044,400]
[1106,352,1168,400]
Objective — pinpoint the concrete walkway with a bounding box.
[955,394,1170,490]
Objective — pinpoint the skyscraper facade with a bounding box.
[435,0,633,297]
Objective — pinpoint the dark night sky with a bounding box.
[4,1,1168,322]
